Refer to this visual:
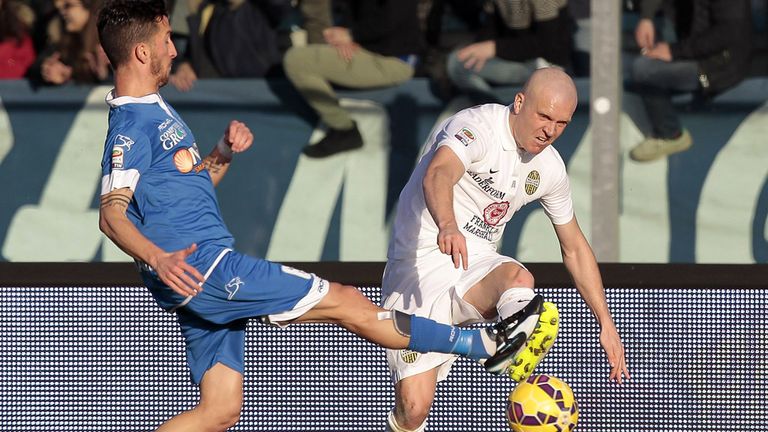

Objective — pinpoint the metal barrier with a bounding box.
[1,263,766,431]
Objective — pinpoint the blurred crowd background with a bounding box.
[3,0,764,161]
[1,0,764,89]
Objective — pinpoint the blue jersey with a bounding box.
[100,91,234,294]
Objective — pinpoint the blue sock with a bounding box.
[407,315,491,360]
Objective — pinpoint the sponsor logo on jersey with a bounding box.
[111,147,124,169]
[467,171,506,200]
[525,170,541,195]
[225,276,244,300]
[483,201,510,226]
[400,349,419,364]
[454,127,476,146]
[112,134,135,151]
[161,122,188,150]
[463,215,499,241]
[173,144,202,173]
[158,118,173,131]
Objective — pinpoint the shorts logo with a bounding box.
[225,277,244,300]
[483,201,510,226]
[454,127,476,146]
[525,170,541,195]
[400,349,419,364]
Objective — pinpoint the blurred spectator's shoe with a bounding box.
[303,122,363,158]
[630,129,693,162]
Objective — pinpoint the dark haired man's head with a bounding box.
[97,0,167,67]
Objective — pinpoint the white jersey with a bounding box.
[388,103,574,260]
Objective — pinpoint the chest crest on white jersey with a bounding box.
[525,170,541,195]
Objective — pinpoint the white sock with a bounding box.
[496,287,536,320]
[386,410,427,432]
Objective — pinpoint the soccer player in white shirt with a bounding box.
[383,68,630,432]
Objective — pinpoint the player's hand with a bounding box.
[457,41,496,72]
[153,244,206,297]
[437,225,468,270]
[642,42,672,61]
[634,18,655,51]
[600,323,630,384]
[224,120,253,153]
[169,62,197,92]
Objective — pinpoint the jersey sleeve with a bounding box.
[539,158,575,225]
[100,130,151,195]
[434,114,490,168]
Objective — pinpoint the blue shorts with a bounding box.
[148,250,327,384]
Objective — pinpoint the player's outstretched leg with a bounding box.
[483,295,559,380]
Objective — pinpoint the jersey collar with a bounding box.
[105,89,177,120]
[105,89,163,107]
[501,105,519,152]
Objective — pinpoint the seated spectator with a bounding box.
[283,0,422,158]
[627,0,752,162]
[0,0,36,79]
[169,0,290,92]
[419,0,485,100]
[28,0,109,85]
[295,0,332,45]
[445,0,574,103]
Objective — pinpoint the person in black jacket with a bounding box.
[169,0,290,92]
[628,0,753,162]
[283,0,422,158]
[445,0,574,103]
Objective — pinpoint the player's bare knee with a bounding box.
[502,265,534,290]
[396,397,431,429]
[198,374,243,431]
[337,283,378,318]
[198,399,242,431]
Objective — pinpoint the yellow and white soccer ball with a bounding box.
[506,374,579,432]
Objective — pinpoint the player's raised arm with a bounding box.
[99,187,204,297]
[204,120,254,186]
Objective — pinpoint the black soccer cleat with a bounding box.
[483,294,545,376]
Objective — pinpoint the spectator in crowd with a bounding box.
[419,0,485,100]
[169,0,291,92]
[295,0,332,44]
[283,0,422,158]
[627,0,753,162]
[0,0,36,79]
[29,0,109,85]
[445,0,574,103]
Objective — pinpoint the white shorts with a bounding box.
[381,248,524,383]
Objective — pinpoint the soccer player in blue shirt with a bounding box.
[96,1,545,430]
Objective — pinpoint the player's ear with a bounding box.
[513,93,524,114]
[135,42,150,64]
